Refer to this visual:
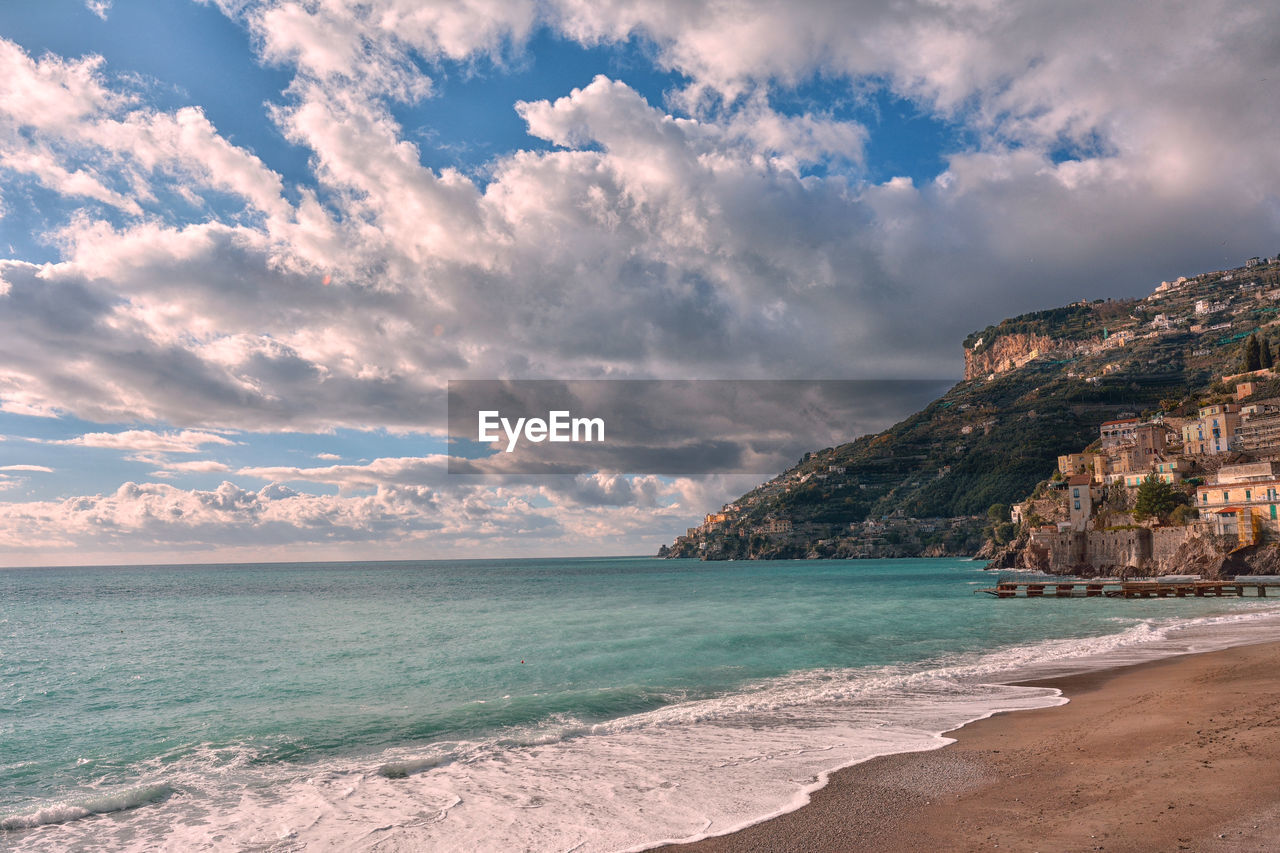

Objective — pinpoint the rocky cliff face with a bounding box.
[985,527,1268,579]
[1153,532,1245,579]
[963,332,1059,381]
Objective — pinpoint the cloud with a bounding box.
[237,456,446,491]
[314,452,342,460]
[0,469,747,564]
[45,429,236,454]
[4,6,1280,437]
[150,460,232,476]
[246,0,538,101]
[85,1,111,21]
[0,40,287,221]
[0,464,54,473]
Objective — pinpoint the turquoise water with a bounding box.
[5,557,1280,850]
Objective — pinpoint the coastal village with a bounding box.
[1000,389,1280,577]
[664,254,1280,576]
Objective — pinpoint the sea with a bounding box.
[5,556,1280,852]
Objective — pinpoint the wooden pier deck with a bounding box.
[979,579,1280,599]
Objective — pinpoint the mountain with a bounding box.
[663,255,1280,560]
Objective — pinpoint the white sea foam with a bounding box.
[0,784,173,831]
[8,605,1280,852]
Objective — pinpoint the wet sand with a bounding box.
[653,641,1280,852]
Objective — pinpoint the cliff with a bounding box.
[963,332,1059,380]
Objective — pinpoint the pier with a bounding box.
[979,576,1280,599]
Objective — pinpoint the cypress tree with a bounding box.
[1244,334,1262,371]
[1263,336,1275,369]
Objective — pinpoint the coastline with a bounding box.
[653,640,1280,853]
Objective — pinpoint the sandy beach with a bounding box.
[655,640,1280,853]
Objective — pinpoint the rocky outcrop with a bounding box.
[985,525,1269,579]
[1153,532,1241,579]
[983,531,1038,569]
[974,538,1000,560]
[1234,543,1280,576]
[964,332,1058,380]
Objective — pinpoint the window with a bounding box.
[1271,505,1276,520]
[1073,501,1081,511]
[1247,490,1252,501]
[1202,493,1208,503]
[1224,491,1231,502]
[1072,488,1080,498]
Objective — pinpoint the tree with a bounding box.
[1133,474,1192,522]
[1263,336,1275,369]
[987,503,1009,523]
[991,521,1017,545]
[1244,334,1262,372]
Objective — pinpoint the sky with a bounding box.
[0,0,1278,566]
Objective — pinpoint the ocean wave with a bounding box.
[0,784,173,832]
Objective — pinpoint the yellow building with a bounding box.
[1121,459,1191,489]
[1196,463,1280,544]
[1057,452,1097,478]
[1182,403,1242,455]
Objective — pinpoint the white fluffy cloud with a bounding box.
[0,465,746,564]
[46,429,236,453]
[4,3,1279,431]
[0,40,287,221]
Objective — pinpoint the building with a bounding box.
[1094,420,1170,482]
[756,518,792,535]
[1181,403,1242,455]
[1214,461,1280,483]
[1196,462,1280,545]
[1067,474,1102,531]
[1241,398,1280,418]
[1235,413,1280,453]
[1233,400,1280,453]
[1100,417,1141,448]
[1120,458,1192,489]
[1057,452,1098,479]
